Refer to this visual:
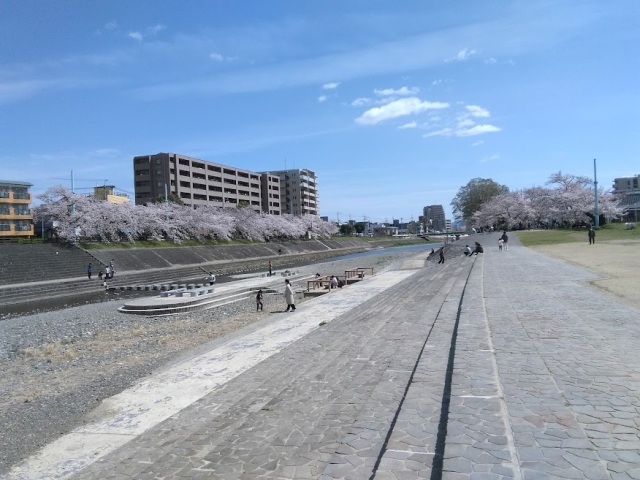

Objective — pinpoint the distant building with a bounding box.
[612,175,639,193]
[94,185,130,204]
[0,180,34,238]
[132,153,281,214]
[612,174,640,221]
[262,168,319,215]
[423,205,445,232]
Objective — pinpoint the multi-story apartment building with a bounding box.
[612,174,640,221]
[0,180,34,238]
[264,169,319,215]
[423,204,446,232]
[133,153,281,214]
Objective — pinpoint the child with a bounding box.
[498,238,504,251]
[256,289,264,311]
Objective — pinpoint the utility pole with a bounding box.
[593,158,600,228]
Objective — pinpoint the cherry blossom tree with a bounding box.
[468,172,623,229]
[33,186,338,243]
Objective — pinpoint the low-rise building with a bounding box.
[94,185,130,204]
[612,174,640,221]
[0,180,34,238]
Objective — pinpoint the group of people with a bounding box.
[255,278,297,312]
[463,242,484,256]
[87,259,116,281]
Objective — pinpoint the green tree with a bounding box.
[156,192,184,205]
[451,178,509,223]
[339,224,355,236]
[354,222,366,234]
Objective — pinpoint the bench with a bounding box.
[345,267,374,281]
[160,286,215,298]
[307,275,347,292]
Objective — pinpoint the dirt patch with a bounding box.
[532,240,640,309]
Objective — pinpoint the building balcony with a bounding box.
[0,193,32,204]
[0,224,34,237]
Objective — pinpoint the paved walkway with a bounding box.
[7,235,640,479]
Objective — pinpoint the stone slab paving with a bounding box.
[7,237,640,480]
[444,234,640,480]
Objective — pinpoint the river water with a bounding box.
[1,243,441,320]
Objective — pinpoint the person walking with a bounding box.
[109,259,115,277]
[500,231,509,251]
[588,227,595,245]
[268,260,272,277]
[87,263,93,279]
[284,279,296,312]
[438,247,445,264]
[256,289,264,311]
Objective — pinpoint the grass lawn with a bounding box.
[515,222,639,247]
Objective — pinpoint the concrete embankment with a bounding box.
[0,238,425,311]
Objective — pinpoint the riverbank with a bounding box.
[0,249,424,475]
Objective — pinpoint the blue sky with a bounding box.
[1,1,638,223]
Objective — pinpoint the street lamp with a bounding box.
[593,158,599,228]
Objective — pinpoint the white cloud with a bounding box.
[374,86,419,96]
[351,97,371,107]
[127,24,165,42]
[104,21,118,31]
[457,118,475,128]
[425,124,501,137]
[317,95,328,102]
[446,47,477,62]
[128,31,144,42]
[355,97,449,125]
[466,105,490,118]
[398,121,417,129]
[209,52,224,61]
[471,140,485,147]
[481,154,501,163]
[458,124,501,136]
[424,128,453,137]
[322,82,341,90]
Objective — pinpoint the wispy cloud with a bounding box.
[209,52,224,62]
[351,97,371,107]
[425,124,501,137]
[128,32,144,42]
[398,121,417,129]
[374,86,419,96]
[355,97,449,125]
[481,154,501,163]
[0,77,119,106]
[318,95,328,102]
[421,103,501,137]
[322,82,341,90]
[127,24,166,42]
[466,105,490,118]
[446,47,477,62]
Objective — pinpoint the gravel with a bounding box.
[0,249,429,475]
